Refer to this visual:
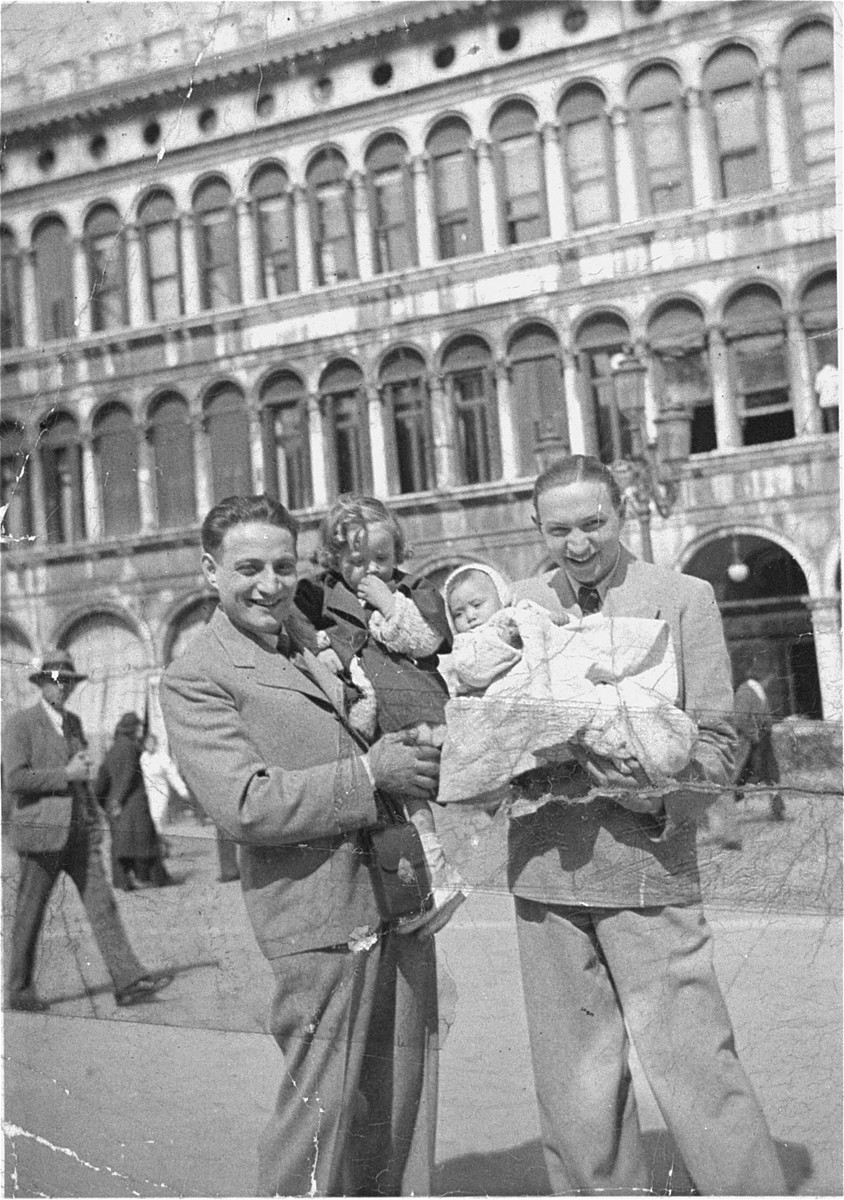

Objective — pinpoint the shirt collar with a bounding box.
[559,545,626,607]
[40,697,65,735]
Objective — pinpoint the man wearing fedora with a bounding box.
[3,650,173,1012]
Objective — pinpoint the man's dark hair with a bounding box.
[533,455,623,514]
[201,494,299,555]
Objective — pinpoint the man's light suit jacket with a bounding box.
[508,546,737,909]
[160,607,382,960]
[4,703,92,854]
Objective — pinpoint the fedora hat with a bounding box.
[28,650,88,686]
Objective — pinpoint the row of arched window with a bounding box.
[1,271,836,548]
[0,22,834,348]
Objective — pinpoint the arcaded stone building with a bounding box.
[1,0,839,755]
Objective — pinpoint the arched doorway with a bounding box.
[684,534,822,718]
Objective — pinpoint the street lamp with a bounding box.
[608,348,691,563]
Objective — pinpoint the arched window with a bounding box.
[138,190,183,321]
[260,372,312,510]
[40,412,85,543]
[250,164,297,298]
[379,348,434,494]
[204,384,252,502]
[84,204,126,331]
[0,421,32,541]
[490,101,547,246]
[628,65,691,214]
[724,285,792,445]
[61,614,148,763]
[647,301,715,454]
[575,313,632,463]
[702,46,768,199]
[193,178,240,310]
[781,22,835,183]
[149,393,196,528]
[427,118,481,259]
[1,228,22,349]
[32,216,74,341]
[801,270,837,434]
[442,336,500,484]
[557,84,617,229]
[93,402,141,537]
[319,361,371,496]
[308,149,357,286]
[1,621,35,714]
[365,134,416,274]
[508,324,568,474]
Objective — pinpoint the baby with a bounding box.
[438,564,698,805]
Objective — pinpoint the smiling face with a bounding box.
[534,480,623,586]
[201,521,298,645]
[337,522,398,591]
[447,573,503,633]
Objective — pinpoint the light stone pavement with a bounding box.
[3,790,841,1198]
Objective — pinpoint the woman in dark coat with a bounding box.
[95,712,169,889]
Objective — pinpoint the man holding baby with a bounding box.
[501,455,785,1196]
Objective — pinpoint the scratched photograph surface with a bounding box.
[0,0,841,1197]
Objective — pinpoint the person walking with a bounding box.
[160,494,441,1196]
[506,455,786,1196]
[95,713,171,889]
[733,661,785,822]
[3,652,173,1012]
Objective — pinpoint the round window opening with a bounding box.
[198,107,218,134]
[89,133,107,160]
[37,147,56,172]
[371,61,393,87]
[313,76,334,103]
[433,44,455,69]
[256,92,275,118]
[498,26,520,51]
[562,3,588,32]
[143,120,161,146]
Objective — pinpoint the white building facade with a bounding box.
[0,0,839,753]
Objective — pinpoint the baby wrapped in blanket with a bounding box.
[437,564,697,805]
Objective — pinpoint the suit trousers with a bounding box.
[7,818,145,999]
[257,930,437,1197]
[515,897,787,1196]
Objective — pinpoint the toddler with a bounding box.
[294,494,465,933]
[438,563,698,805]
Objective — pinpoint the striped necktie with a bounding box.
[577,585,602,615]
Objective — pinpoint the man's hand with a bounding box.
[357,574,396,618]
[572,750,665,816]
[366,732,440,804]
[66,751,92,783]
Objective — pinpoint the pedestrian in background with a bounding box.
[95,713,172,890]
[733,659,785,822]
[3,652,172,1012]
[140,732,190,835]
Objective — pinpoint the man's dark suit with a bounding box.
[4,702,145,1004]
[509,547,786,1195]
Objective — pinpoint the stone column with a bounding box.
[72,238,91,337]
[307,394,328,507]
[125,225,147,327]
[248,406,264,492]
[807,597,842,721]
[494,360,519,480]
[429,374,458,487]
[706,325,742,449]
[28,440,49,544]
[366,385,389,494]
[762,67,791,191]
[475,140,499,253]
[180,214,201,314]
[19,247,39,347]
[636,340,659,443]
[562,349,588,454]
[136,422,156,532]
[610,107,638,224]
[542,122,570,240]
[292,186,314,293]
[236,200,259,305]
[786,311,822,436]
[81,435,103,542]
[351,173,373,282]
[192,413,214,514]
[572,351,601,457]
[684,88,715,208]
[412,155,435,267]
